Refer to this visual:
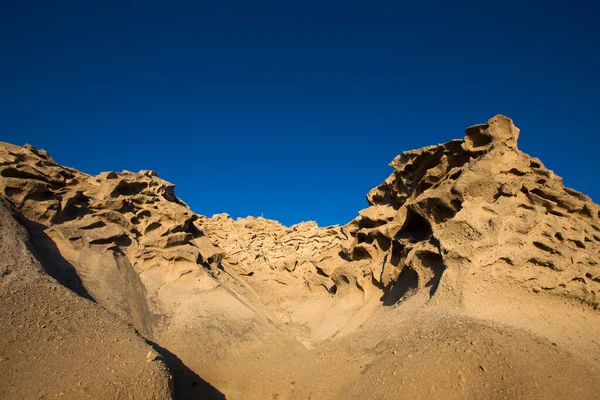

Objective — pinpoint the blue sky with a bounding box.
[1,0,598,226]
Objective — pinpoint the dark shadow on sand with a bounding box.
[21,217,95,301]
[149,341,226,400]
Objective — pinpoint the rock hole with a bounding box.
[574,205,594,219]
[57,170,75,181]
[118,200,135,213]
[555,232,564,241]
[164,218,202,238]
[561,187,588,201]
[145,222,162,234]
[25,189,54,202]
[533,241,561,255]
[51,193,91,224]
[449,170,462,180]
[89,234,132,247]
[508,168,527,176]
[499,257,514,266]
[356,231,373,245]
[568,239,586,249]
[390,242,403,266]
[359,219,387,229]
[381,267,418,306]
[374,233,391,252]
[111,181,148,197]
[417,181,433,194]
[162,186,185,205]
[0,167,48,182]
[428,199,459,224]
[395,209,432,242]
[338,248,352,261]
[527,258,559,271]
[136,210,151,220]
[7,151,26,161]
[4,187,23,197]
[80,221,106,230]
[450,199,462,212]
[531,188,561,204]
[464,125,493,148]
[352,246,372,261]
[518,204,536,210]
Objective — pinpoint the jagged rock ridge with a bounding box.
[1,115,599,399]
[344,115,600,308]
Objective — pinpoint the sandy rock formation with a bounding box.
[0,142,221,336]
[1,115,600,399]
[0,196,172,399]
[343,115,600,309]
[0,141,314,397]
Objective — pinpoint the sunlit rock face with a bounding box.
[1,115,600,399]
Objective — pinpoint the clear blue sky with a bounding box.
[1,1,598,226]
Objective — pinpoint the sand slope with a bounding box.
[0,197,172,399]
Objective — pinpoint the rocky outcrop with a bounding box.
[200,115,600,315]
[342,115,600,309]
[0,142,226,339]
[1,115,600,399]
[199,215,351,293]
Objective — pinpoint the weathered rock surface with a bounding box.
[347,115,600,308]
[1,115,599,399]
